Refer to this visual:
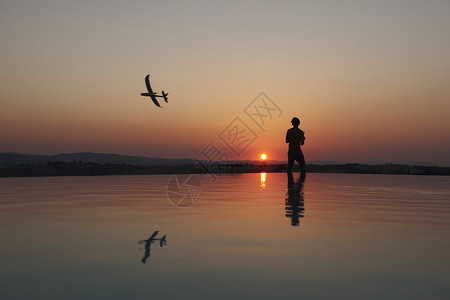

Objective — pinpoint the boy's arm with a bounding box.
[285,130,289,143]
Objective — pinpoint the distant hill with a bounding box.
[0,153,449,177]
[0,152,196,166]
[247,160,344,165]
[0,152,445,168]
[248,159,441,166]
[0,153,39,164]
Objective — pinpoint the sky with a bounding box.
[1,0,449,165]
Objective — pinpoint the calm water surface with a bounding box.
[0,173,449,300]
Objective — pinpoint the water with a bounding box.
[0,173,449,300]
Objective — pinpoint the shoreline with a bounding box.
[0,162,449,178]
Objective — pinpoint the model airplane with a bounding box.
[138,231,167,264]
[140,74,168,107]
[138,231,160,245]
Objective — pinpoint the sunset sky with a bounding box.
[1,0,449,165]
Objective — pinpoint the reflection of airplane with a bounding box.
[138,230,167,264]
[285,172,305,226]
[138,230,160,245]
[140,74,169,107]
[159,235,167,247]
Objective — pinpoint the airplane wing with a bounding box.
[149,230,159,239]
[145,74,154,93]
[150,95,162,107]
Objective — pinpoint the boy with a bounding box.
[285,117,306,179]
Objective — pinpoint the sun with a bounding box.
[260,153,267,160]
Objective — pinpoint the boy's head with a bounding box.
[291,117,300,127]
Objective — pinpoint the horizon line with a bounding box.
[0,151,447,167]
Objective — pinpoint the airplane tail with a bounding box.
[160,235,167,247]
[162,91,169,103]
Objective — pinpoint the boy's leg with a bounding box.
[297,150,306,181]
[287,150,294,172]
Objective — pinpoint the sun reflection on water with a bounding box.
[260,172,266,189]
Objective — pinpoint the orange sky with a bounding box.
[1,1,450,165]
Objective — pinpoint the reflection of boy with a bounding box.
[285,117,306,178]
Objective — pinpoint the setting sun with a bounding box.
[260,154,267,160]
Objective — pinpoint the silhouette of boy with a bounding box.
[286,117,306,179]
